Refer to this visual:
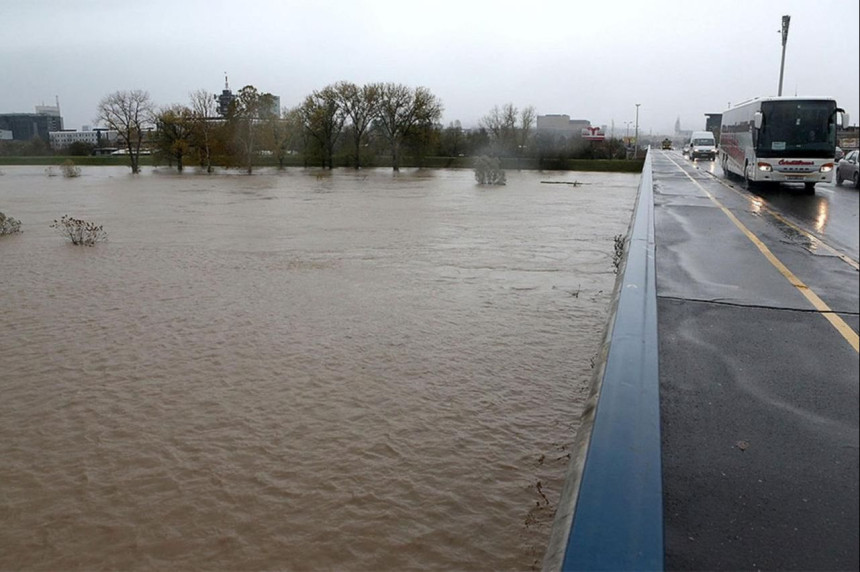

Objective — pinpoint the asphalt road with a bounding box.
[652,149,859,571]
[692,154,859,262]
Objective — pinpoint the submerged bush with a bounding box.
[474,156,506,185]
[612,233,625,273]
[0,211,22,235]
[61,160,81,178]
[50,215,107,246]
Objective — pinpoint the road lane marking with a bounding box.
[663,154,859,353]
[661,149,859,271]
[708,171,859,271]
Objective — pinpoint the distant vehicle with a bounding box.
[688,131,716,161]
[682,143,690,155]
[661,138,673,150]
[719,96,849,193]
[110,148,151,156]
[835,146,844,161]
[836,149,859,188]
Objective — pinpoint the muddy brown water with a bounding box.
[0,166,637,571]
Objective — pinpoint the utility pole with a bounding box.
[634,104,641,159]
[778,15,790,96]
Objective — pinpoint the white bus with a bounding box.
[719,96,849,193]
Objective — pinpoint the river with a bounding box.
[0,165,637,570]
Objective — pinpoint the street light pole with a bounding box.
[778,15,790,96]
[634,104,641,158]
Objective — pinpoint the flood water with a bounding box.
[0,165,638,571]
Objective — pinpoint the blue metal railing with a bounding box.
[543,149,663,571]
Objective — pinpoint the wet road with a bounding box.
[689,153,859,263]
[653,149,859,571]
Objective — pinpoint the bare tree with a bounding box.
[518,105,536,157]
[480,103,519,156]
[299,86,345,169]
[375,83,443,171]
[335,81,380,169]
[96,90,154,174]
[189,89,217,173]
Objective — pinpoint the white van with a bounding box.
[688,131,716,161]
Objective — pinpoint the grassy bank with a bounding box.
[0,155,645,173]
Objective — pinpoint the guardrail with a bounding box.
[543,148,663,571]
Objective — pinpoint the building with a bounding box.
[0,104,64,142]
[705,113,722,144]
[536,114,592,135]
[49,128,118,150]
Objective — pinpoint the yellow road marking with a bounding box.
[701,165,860,271]
[664,153,859,353]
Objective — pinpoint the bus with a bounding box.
[719,96,849,193]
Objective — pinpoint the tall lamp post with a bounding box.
[778,15,790,96]
[634,104,641,158]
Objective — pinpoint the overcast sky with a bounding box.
[2,0,858,136]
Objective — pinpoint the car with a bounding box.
[835,149,859,188]
[835,146,844,161]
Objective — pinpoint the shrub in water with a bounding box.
[50,215,107,246]
[474,155,506,185]
[0,211,22,236]
[61,160,81,178]
[612,233,625,273]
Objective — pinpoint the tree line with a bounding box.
[0,82,632,172]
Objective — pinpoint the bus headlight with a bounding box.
[757,162,773,172]
[819,163,834,173]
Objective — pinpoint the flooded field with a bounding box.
[0,166,638,571]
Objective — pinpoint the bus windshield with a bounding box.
[757,100,837,158]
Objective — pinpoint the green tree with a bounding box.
[230,85,277,174]
[154,105,194,171]
[96,89,154,174]
[405,121,441,167]
[67,141,95,156]
[440,120,464,157]
[269,108,303,169]
[22,136,51,156]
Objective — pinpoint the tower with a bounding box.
[216,73,235,117]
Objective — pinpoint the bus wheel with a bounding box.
[804,182,816,194]
[744,163,755,190]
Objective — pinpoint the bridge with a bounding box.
[544,149,859,571]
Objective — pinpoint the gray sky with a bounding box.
[2,0,858,135]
